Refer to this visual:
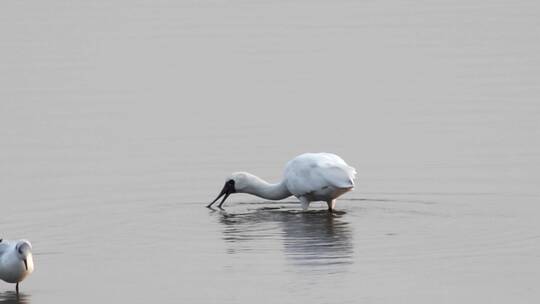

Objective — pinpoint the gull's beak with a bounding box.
[23,258,28,271]
[207,180,235,208]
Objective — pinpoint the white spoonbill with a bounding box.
[208,152,356,211]
[0,239,34,293]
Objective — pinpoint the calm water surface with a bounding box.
[1,0,540,303]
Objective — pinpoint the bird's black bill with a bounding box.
[207,185,227,208]
[23,259,28,271]
[218,192,231,208]
[207,180,235,208]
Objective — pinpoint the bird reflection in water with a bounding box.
[0,291,30,304]
[214,203,354,272]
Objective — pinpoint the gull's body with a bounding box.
[208,153,356,211]
[0,239,34,292]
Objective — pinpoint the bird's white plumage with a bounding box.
[285,153,355,195]
[284,153,356,204]
[0,239,34,286]
[211,152,356,210]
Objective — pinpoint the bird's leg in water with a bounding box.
[299,197,310,211]
[16,283,19,294]
[327,200,336,212]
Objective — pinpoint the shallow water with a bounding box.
[1,0,540,303]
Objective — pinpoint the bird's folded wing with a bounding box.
[286,161,356,196]
[319,164,356,189]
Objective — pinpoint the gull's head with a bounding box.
[15,240,34,272]
[208,172,254,208]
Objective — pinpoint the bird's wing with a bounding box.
[314,153,356,188]
[284,153,356,197]
[319,162,356,188]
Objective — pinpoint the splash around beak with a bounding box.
[207,180,236,208]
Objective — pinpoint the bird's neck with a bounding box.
[244,176,291,200]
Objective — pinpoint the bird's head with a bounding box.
[207,172,253,208]
[15,240,34,272]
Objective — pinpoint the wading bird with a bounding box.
[208,153,356,211]
[0,239,34,293]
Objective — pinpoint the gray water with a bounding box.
[1,0,540,303]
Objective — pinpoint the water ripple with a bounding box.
[0,292,30,304]
[213,206,354,272]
